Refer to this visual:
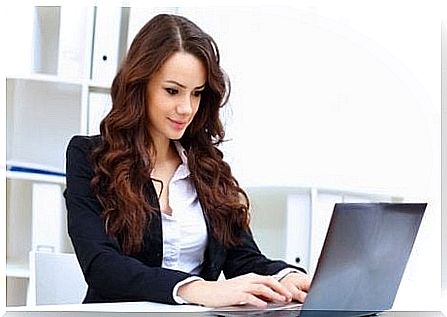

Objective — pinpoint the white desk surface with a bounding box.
[4,302,446,317]
[6,301,211,313]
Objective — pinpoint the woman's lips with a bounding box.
[168,118,188,130]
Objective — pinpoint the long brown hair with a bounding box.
[91,14,250,255]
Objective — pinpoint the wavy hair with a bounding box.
[91,14,250,255]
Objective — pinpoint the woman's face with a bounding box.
[146,51,207,144]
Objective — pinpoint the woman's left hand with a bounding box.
[279,271,312,303]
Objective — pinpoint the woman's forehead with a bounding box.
[153,52,207,88]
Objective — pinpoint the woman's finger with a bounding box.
[280,272,312,293]
[245,274,293,300]
[240,293,268,308]
[298,274,312,291]
[246,283,288,303]
[287,284,307,303]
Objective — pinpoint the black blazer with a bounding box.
[64,135,304,305]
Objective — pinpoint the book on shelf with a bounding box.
[6,160,66,177]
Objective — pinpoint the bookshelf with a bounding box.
[5,5,116,306]
[5,4,168,306]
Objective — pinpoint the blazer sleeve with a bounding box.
[64,135,192,304]
[222,228,306,279]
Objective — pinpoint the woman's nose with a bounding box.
[176,96,193,115]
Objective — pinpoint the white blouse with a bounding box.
[161,141,208,275]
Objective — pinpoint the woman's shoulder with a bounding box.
[68,134,102,150]
[66,135,103,170]
[65,135,102,197]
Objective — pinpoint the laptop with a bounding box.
[212,203,426,317]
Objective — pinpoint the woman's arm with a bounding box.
[65,135,193,304]
[178,273,293,307]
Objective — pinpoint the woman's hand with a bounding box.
[278,271,312,303]
[177,273,294,308]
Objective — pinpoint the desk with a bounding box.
[3,302,446,317]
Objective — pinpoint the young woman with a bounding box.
[64,13,311,308]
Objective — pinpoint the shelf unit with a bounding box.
[5,4,123,306]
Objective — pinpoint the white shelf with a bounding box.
[6,259,30,279]
[88,81,111,91]
[6,171,66,185]
[244,183,404,202]
[6,73,85,86]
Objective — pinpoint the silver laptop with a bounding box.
[212,203,426,317]
[300,203,426,316]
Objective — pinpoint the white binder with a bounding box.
[88,91,112,135]
[286,193,311,271]
[31,183,64,253]
[58,6,94,79]
[91,5,122,87]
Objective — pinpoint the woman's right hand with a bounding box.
[177,273,294,308]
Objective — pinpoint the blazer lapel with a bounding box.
[200,207,226,280]
[134,181,163,266]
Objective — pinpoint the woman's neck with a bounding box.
[152,136,177,165]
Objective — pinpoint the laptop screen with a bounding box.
[301,203,426,315]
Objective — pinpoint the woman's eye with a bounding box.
[165,88,178,95]
[193,90,203,97]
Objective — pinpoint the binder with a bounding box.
[31,183,64,253]
[286,193,311,271]
[4,5,34,75]
[32,6,60,75]
[58,6,93,79]
[88,92,112,135]
[91,5,122,87]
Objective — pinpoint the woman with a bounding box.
[64,13,311,308]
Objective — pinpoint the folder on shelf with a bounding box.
[91,5,122,86]
[88,92,112,135]
[32,183,65,253]
[286,193,311,270]
[58,6,94,79]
